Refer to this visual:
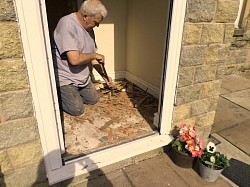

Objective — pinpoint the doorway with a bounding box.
[45,0,171,160]
[16,0,188,183]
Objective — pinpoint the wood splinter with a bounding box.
[134,94,149,108]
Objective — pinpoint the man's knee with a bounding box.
[66,105,84,116]
[62,101,84,116]
[83,89,99,105]
[90,93,99,104]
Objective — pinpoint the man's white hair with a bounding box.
[80,0,107,18]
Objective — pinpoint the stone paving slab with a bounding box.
[218,121,250,156]
[125,152,233,187]
[124,154,189,187]
[239,72,250,80]
[220,87,231,95]
[74,152,234,187]
[212,97,250,133]
[221,89,250,111]
[73,169,131,187]
[211,133,250,165]
[162,150,234,187]
[221,74,250,92]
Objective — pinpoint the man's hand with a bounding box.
[95,53,105,63]
[102,76,113,87]
[92,59,113,86]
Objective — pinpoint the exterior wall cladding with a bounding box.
[0,0,249,186]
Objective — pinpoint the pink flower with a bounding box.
[197,149,203,156]
[188,145,195,151]
[191,150,198,157]
[186,139,194,145]
[195,145,200,151]
[179,127,188,135]
[178,123,186,129]
[180,134,189,141]
[173,123,204,157]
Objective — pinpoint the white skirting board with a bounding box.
[92,70,125,81]
[125,71,160,99]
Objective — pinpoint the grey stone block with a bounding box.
[175,85,202,105]
[180,45,207,67]
[182,23,202,45]
[206,44,232,64]
[0,0,16,21]
[200,24,224,44]
[0,117,38,149]
[0,59,29,92]
[0,90,33,121]
[215,0,240,23]
[178,67,194,87]
[0,22,23,59]
[4,163,46,187]
[194,65,217,83]
[186,0,216,23]
[199,80,221,99]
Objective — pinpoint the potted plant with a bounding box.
[171,123,203,168]
[199,142,230,182]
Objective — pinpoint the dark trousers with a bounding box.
[57,81,99,116]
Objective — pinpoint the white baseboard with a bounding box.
[125,71,160,99]
[93,71,125,81]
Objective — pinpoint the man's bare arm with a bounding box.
[66,50,104,65]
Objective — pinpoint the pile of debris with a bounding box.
[95,80,154,109]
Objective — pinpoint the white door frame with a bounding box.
[14,0,186,184]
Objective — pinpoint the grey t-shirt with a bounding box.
[52,13,97,87]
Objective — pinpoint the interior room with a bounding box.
[45,0,170,161]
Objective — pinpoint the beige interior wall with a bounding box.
[94,0,127,76]
[126,0,169,88]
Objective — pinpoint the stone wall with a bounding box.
[0,0,45,186]
[172,0,246,144]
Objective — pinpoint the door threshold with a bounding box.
[48,133,173,185]
[63,130,158,162]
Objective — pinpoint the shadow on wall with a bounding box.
[31,150,113,186]
[0,166,6,187]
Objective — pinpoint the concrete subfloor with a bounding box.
[62,80,158,160]
[68,73,250,187]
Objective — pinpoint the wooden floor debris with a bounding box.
[62,79,159,161]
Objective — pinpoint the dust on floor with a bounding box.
[62,80,159,161]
